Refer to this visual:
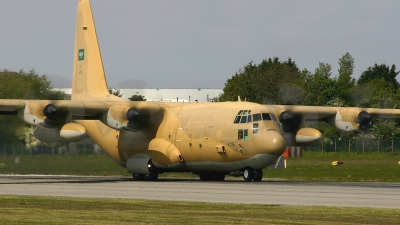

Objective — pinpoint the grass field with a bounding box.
[1,153,400,224]
[0,151,399,181]
[267,151,400,182]
[0,196,400,225]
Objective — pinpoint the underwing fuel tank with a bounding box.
[295,128,322,145]
[33,123,87,143]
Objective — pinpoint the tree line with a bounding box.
[0,69,144,154]
[214,52,400,147]
[1,52,399,153]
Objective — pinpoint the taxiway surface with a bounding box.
[0,175,399,208]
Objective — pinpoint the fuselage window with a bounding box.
[262,113,272,120]
[244,129,248,140]
[234,116,241,124]
[238,129,243,140]
[240,115,247,123]
[253,113,262,121]
[253,123,258,134]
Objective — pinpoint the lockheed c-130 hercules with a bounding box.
[1,0,400,182]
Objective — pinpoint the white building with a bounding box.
[54,88,223,102]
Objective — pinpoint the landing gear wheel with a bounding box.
[199,173,226,181]
[243,168,254,182]
[132,174,144,181]
[144,172,159,181]
[213,173,225,181]
[199,173,210,181]
[253,169,263,182]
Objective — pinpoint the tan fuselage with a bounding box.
[77,101,285,172]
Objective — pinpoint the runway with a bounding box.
[0,175,399,209]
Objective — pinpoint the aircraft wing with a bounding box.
[272,105,400,119]
[271,105,337,120]
[0,99,25,113]
[0,99,162,129]
[270,104,400,132]
[361,108,400,119]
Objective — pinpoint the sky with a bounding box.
[1,0,399,88]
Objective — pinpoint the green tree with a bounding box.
[314,62,332,77]
[302,62,338,106]
[0,69,68,153]
[218,57,302,104]
[358,63,399,91]
[0,69,66,99]
[129,95,146,101]
[337,53,356,104]
[354,64,400,108]
[108,88,123,97]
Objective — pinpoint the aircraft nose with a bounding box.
[253,131,286,156]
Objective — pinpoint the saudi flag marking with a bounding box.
[78,49,84,61]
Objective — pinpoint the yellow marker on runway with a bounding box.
[332,161,344,167]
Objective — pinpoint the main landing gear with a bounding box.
[132,162,159,181]
[199,172,226,181]
[132,172,159,181]
[243,168,263,182]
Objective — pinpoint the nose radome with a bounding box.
[253,131,286,156]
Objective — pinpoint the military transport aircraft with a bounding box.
[1,0,400,182]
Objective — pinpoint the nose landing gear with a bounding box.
[243,168,263,182]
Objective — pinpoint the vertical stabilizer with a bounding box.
[72,0,122,101]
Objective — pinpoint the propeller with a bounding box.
[126,108,141,129]
[279,111,295,132]
[44,104,58,125]
[358,111,371,131]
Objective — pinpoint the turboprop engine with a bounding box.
[33,123,87,143]
[101,104,141,131]
[18,102,66,127]
[101,102,161,131]
[329,108,372,132]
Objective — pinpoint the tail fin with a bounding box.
[71,0,122,101]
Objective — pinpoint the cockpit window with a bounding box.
[262,113,271,120]
[253,113,262,121]
[234,110,252,123]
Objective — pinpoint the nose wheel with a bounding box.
[243,168,263,182]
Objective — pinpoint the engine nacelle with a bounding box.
[101,103,155,131]
[101,104,131,131]
[33,123,87,143]
[330,109,371,132]
[18,102,62,127]
[18,101,46,126]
